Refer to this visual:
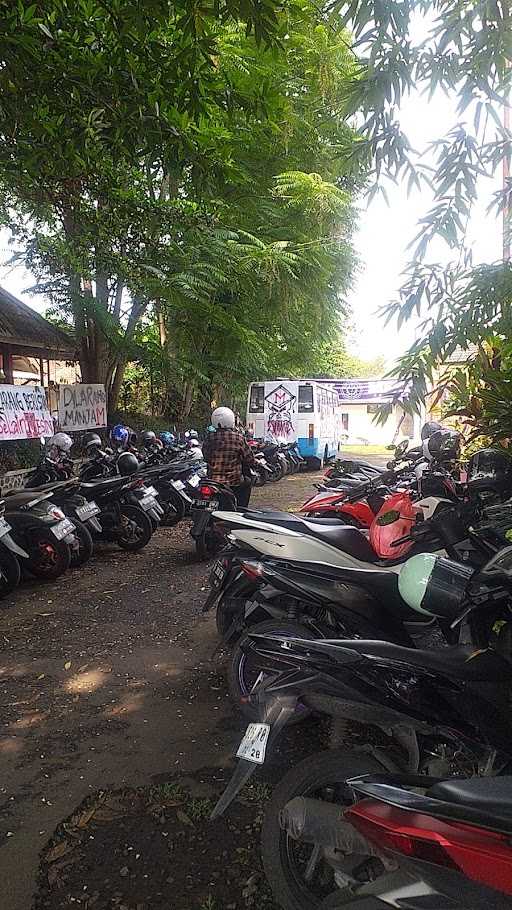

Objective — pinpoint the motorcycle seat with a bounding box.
[18,479,78,493]
[323,639,511,681]
[3,490,53,507]
[301,522,379,562]
[80,477,126,492]
[224,510,380,562]
[428,777,512,821]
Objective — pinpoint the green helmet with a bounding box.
[398,553,437,615]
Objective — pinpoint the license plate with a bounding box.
[140,495,157,510]
[76,502,100,520]
[0,517,11,538]
[188,475,200,488]
[172,480,185,490]
[145,486,158,497]
[236,723,270,764]
[51,518,75,540]
[211,560,227,588]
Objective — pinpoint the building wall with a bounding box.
[341,403,422,445]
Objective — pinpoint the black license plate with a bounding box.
[211,560,227,589]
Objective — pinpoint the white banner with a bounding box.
[58,384,107,431]
[0,385,53,440]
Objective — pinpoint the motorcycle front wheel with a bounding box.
[262,750,385,910]
[0,547,21,600]
[25,530,71,580]
[117,505,153,551]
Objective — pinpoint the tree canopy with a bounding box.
[0,0,363,422]
[325,0,512,438]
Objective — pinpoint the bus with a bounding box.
[246,379,340,466]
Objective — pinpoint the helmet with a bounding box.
[211,406,235,430]
[117,451,139,476]
[154,438,164,450]
[111,424,129,446]
[421,420,443,441]
[141,430,157,447]
[187,429,199,440]
[83,432,102,450]
[127,429,138,446]
[399,553,473,618]
[159,431,175,447]
[425,429,461,462]
[49,432,73,453]
[467,448,512,497]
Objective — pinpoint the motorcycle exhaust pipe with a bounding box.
[280,797,382,857]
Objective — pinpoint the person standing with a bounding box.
[203,406,255,507]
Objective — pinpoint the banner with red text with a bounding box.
[0,385,53,440]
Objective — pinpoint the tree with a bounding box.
[0,0,284,403]
[323,1,512,437]
[0,0,361,416]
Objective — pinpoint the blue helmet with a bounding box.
[110,424,129,446]
[159,431,175,447]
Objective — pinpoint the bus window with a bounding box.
[298,384,314,413]
[249,384,264,413]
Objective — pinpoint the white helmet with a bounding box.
[49,432,73,453]
[211,406,235,430]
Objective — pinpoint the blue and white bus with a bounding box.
[246,379,340,466]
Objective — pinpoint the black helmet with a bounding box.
[83,431,102,450]
[141,430,157,447]
[421,420,443,441]
[128,430,138,446]
[467,448,512,497]
[426,429,461,461]
[117,451,139,476]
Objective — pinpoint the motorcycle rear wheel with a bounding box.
[228,619,319,723]
[161,490,185,527]
[262,749,385,910]
[70,519,94,568]
[196,527,224,560]
[26,531,71,580]
[0,547,21,600]
[117,505,153,551]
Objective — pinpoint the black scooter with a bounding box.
[3,489,77,580]
[190,480,238,559]
[0,500,29,598]
[211,546,512,909]
[24,476,101,567]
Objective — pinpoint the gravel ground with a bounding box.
[0,468,338,910]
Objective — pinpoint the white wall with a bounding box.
[341,404,422,445]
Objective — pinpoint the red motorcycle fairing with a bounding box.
[299,490,375,528]
[369,490,419,559]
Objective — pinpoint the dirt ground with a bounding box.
[0,468,344,910]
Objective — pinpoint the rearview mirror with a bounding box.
[394,439,409,458]
[480,545,512,579]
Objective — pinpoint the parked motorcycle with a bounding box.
[78,475,154,551]
[294,770,512,910]
[211,546,512,908]
[190,480,238,559]
[0,500,29,599]
[3,489,77,580]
